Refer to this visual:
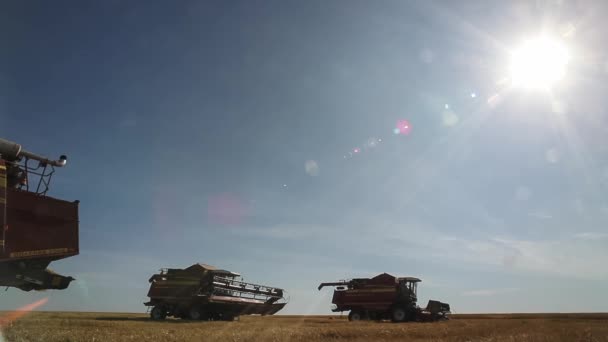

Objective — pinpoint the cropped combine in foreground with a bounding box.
[0,137,78,291]
[318,273,450,322]
[145,263,287,321]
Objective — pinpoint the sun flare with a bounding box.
[509,36,570,90]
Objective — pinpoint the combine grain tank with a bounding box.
[144,263,287,320]
[0,138,78,291]
[318,273,450,322]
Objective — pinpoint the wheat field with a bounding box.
[1,312,607,342]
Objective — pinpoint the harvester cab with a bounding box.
[396,277,419,302]
[0,137,79,291]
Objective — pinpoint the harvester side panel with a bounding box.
[147,277,201,299]
[0,188,79,262]
[0,163,6,253]
[332,287,399,311]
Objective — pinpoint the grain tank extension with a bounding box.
[145,263,287,320]
[0,137,79,291]
[318,273,450,322]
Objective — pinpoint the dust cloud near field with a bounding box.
[1,312,607,342]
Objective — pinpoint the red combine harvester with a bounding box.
[0,137,78,291]
[318,273,450,322]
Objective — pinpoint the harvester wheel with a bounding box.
[150,306,167,320]
[189,307,203,320]
[391,307,407,323]
[348,311,362,321]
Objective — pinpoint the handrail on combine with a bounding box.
[318,281,349,290]
[0,137,68,195]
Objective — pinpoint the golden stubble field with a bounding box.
[1,312,607,342]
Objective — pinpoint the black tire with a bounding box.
[391,307,407,323]
[189,306,203,320]
[348,311,362,321]
[150,306,167,320]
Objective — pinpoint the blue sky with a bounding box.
[1,0,608,314]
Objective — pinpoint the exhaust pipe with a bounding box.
[0,138,67,167]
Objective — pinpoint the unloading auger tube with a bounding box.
[0,138,67,167]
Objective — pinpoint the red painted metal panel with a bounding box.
[0,161,6,254]
[369,273,397,285]
[332,287,398,310]
[0,188,79,261]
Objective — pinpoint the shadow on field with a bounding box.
[95,317,199,323]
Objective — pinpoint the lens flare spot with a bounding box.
[0,297,48,328]
[396,120,411,135]
[419,48,434,64]
[207,193,250,225]
[545,148,560,163]
[366,137,378,148]
[515,186,532,201]
[551,100,568,114]
[353,148,360,153]
[562,23,576,38]
[442,110,459,127]
[305,160,319,176]
[471,92,477,98]
[574,198,585,214]
[487,93,502,108]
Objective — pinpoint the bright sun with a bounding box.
[509,36,570,90]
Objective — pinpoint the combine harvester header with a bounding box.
[145,263,287,321]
